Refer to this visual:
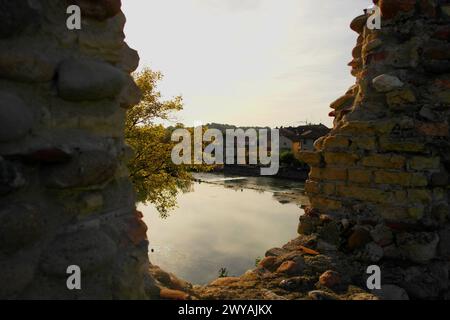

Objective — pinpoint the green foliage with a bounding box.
[280,151,304,167]
[218,267,229,278]
[126,68,207,218]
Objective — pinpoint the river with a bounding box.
[140,173,307,285]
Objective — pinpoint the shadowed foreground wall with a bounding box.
[0,0,155,299]
[300,0,450,299]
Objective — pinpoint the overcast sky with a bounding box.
[122,0,372,128]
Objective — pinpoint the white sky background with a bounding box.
[122,0,372,128]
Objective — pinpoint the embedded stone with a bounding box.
[378,0,416,19]
[350,15,368,34]
[80,192,104,215]
[265,247,289,257]
[330,94,354,111]
[160,288,190,300]
[424,45,450,61]
[0,92,34,142]
[68,0,122,21]
[308,290,338,300]
[416,122,449,137]
[126,216,148,245]
[401,263,448,299]
[23,148,72,164]
[276,259,305,276]
[359,242,384,262]
[386,88,416,109]
[364,39,383,52]
[319,270,341,288]
[0,204,42,254]
[432,26,450,41]
[298,151,322,166]
[372,74,404,93]
[438,227,450,259]
[258,256,278,271]
[0,157,25,195]
[43,150,117,189]
[372,285,409,300]
[0,0,37,38]
[57,59,126,101]
[348,227,372,251]
[0,49,56,82]
[352,44,362,59]
[442,5,450,19]
[370,224,393,247]
[398,232,439,264]
[118,44,140,73]
[40,229,117,275]
[119,75,142,109]
[351,293,379,300]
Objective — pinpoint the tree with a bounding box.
[280,151,304,167]
[125,68,193,218]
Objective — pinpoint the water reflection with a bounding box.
[140,174,305,285]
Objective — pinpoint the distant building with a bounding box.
[279,124,330,159]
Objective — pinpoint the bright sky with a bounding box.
[122,0,372,128]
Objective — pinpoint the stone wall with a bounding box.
[299,0,450,299]
[0,0,155,299]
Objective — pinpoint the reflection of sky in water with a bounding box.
[140,174,305,285]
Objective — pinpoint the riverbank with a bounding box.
[212,165,309,181]
[145,174,383,300]
[149,232,383,300]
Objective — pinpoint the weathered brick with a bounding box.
[416,122,449,137]
[339,121,376,135]
[409,156,440,170]
[433,26,450,41]
[433,188,446,202]
[378,0,416,20]
[351,136,377,150]
[374,171,428,187]
[348,169,372,183]
[310,197,342,211]
[321,168,348,181]
[324,152,359,165]
[305,180,320,194]
[310,167,321,180]
[322,183,336,196]
[323,135,350,149]
[386,88,416,109]
[376,206,410,221]
[362,154,406,169]
[299,152,322,166]
[380,137,426,153]
[408,206,425,220]
[337,185,390,203]
[408,189,433,204]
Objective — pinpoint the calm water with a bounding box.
[140,173,305,285]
